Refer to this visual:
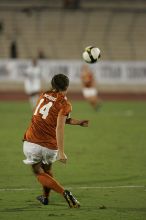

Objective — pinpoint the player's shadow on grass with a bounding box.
[0,200,68,213]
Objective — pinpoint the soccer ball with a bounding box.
[82,46,101,63]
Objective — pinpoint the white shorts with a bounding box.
[82,87,98,98]
[23,141,58,165]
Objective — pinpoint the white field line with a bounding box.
[0,185,145,191]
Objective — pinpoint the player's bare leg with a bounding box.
[87,96,101,111]
[41,163,53,201]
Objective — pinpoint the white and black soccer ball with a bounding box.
[82,46,101,63]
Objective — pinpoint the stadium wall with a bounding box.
[0,60,146,101]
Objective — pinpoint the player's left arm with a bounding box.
[64,101,89,127]
[66,118,89,127]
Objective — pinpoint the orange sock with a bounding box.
[43,186,51,198]
[37,173,64,195]
[43,171,53,198]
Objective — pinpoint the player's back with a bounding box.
[24,90,71,149]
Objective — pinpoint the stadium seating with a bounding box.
[0,1,146,60]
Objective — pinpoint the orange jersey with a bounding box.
[23,91,72,150]
[82,72,94,88]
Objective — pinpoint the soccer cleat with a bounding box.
[63,190,80,208]
[36,195,49,205]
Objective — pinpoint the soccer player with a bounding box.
[24,58,42,110]
[81,64,101,110]
[23,73,89,208]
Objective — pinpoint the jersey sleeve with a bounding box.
[60,101,72,116]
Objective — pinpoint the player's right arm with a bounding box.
[56,110,67,163]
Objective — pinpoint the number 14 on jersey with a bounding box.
[34,98,53,119]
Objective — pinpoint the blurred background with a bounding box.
[0,0,146,101]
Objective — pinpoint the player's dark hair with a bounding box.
[51,74,69,91]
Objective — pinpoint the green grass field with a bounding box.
[0,100,146,220]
